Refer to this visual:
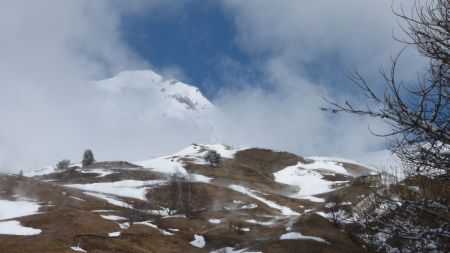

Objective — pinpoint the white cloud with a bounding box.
[0,0,199,171]
[213,0,424,157]
[158,65,190,83]
[215,60,388,158]
[221,0,420,72]
[0,1,428,171]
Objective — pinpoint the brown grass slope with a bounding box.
[0,148,379,252]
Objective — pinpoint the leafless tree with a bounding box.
[148,169,194,218]
[323,0,449,178]
[171,170,194,218]
[325,194,346,227]
[322,1,449,250]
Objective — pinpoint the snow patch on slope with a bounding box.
[190,234,206,248]
[101,215,127,221]
[309,149,402,174]
[273,161,349,200]
[209,219,222,224]
[229,185,299,215]
[25,166,57,177]
[80,168,117,177]
[0,199,41,220]
[83,192,131,208]
[133,220,174,236]
[280,232,329,243]
[300,160,349,175]
[136,144,245,175]
[65,180,164,201]
[0,199,42,236]
[70,245,87,252]
[109,231,121,237]
[0,220,41,236]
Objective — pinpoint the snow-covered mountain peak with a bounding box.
[94,70,215,117]
[92,70,225,143]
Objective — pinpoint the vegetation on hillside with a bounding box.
[82,149,95,167]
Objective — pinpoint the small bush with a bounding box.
[56,159,71,171]
[82,149,95,167]
[204,150,221,167]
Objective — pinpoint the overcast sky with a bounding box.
[0,0,426,171]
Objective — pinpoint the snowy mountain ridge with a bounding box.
[88,69,400,173]
[95,70,215,118]
[93,70,224,143]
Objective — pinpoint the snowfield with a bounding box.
[65,180,165,201]
[26,165,117,178]
[0,199,41,220]
[299,160,350,175]
[0,220,41,236]
[64,172,212,209]
[135,154,187,175]
[0,199,42,235]
[273,162,349,200]
[307,148,402,175]
[136,144,245,175]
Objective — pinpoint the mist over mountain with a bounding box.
[93,70,225,142]
[0,67,387,172]
[0,0,399,171]
[0,69,225,171]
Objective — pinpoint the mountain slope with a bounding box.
[2,145,387,253]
